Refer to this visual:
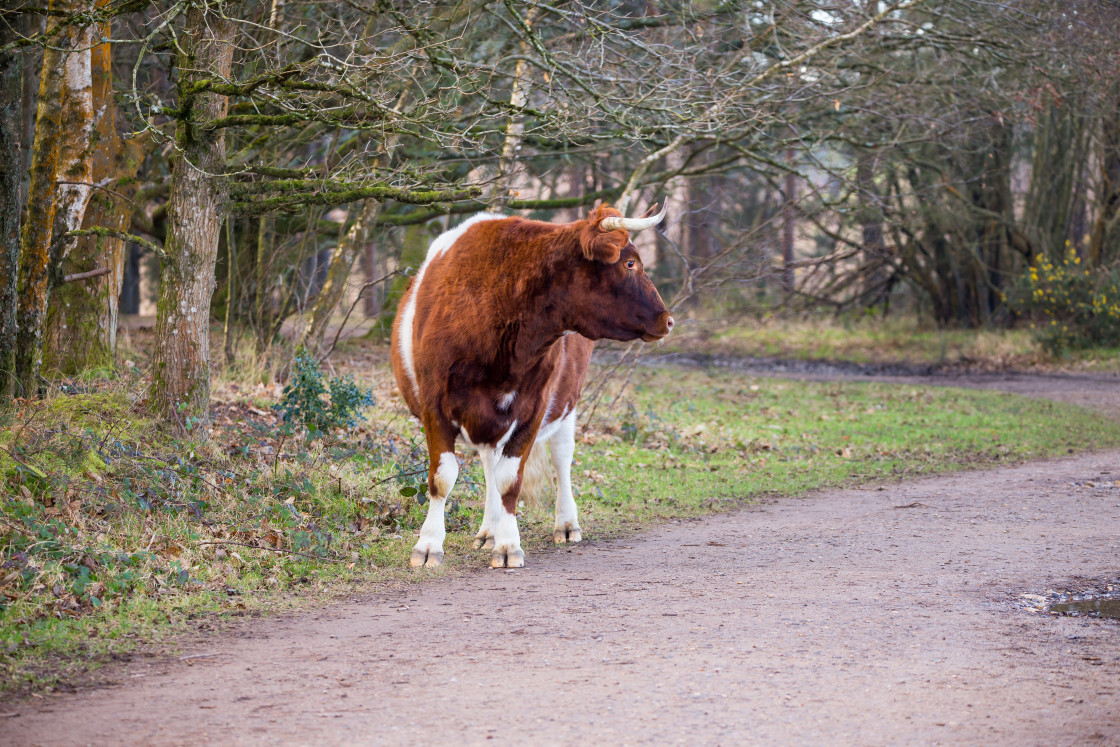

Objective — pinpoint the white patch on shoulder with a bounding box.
[497,391,517,411]
[427,212,506,260]
[399,212,506,400]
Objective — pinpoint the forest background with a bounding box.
[1,0,1118,429]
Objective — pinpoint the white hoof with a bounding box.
[553,525,582,544]
[473,530,495,550]
[490,548,525,568]
[410,547,444,568]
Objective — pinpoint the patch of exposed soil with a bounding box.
[3,366,1120,745]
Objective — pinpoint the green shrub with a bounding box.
[1009,245,1120,354]
[278,352,375,437]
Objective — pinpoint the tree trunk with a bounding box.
[14,1,67,396]
[297,200,378,355]
[367,221,432,340]
[151,3,234,432]
[486,8,538,209]
[0,20,21,400]
[44,15,145,374]
[1090,86,1120,266]
[361,238,381,317]
[253,213,276,354]
[857,153,888,308]
[782,154,797,295]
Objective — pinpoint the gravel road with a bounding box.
[3,370,1119,746]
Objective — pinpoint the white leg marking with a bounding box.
[471,422,524,566]
[491,509,523,569]
[411,497,446,568]
[549,409,581,544]
[473,420,519,550]
[411,452,457,568]
[433,451,459,497]
[473,445,501,550]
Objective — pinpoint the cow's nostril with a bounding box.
[666,316,675,330]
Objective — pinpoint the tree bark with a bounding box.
[14,0,67,396]
[151,2,234,432]
[1089,86,1120,266]
[781,151,797,295]
[856,153,888,308]
[0,19,21,400]
[253,213,276,354]
[297,200,378,355]
[44,10,145,374]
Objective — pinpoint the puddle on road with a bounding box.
[1049,596,1120,619]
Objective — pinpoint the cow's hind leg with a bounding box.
[549,410,581,544]
[472,452,500,550]
[411,422,458,568]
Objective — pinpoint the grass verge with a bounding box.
[664,314,1120,372]
[3,359,1119,696]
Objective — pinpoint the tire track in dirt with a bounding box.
[4,371,1119,745]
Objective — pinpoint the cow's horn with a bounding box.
[601,202,668,233]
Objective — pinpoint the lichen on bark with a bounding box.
[150,2,235,434]
[14,0,68,397]
[43,16,146,376]
[0,20,22,400]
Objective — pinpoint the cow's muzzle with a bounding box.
[641,313,674,342]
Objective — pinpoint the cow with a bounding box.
[390,203,673,568]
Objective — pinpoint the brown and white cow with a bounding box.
[390,203,673,568]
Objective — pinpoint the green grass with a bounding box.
[665,314,1120,372]
[3,360,1119,695]
[571,367,1120,533]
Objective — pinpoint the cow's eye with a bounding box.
[625,260,636,270]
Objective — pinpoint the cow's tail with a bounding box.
[519,439,555,511]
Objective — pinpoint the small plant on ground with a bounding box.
[1010,245,1120,355]
[278,352,375,438]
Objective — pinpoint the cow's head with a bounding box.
[567,204,674,343]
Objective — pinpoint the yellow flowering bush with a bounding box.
[1010,243,1120,354]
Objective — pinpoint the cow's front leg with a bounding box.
[548,410,581,544]
[477,442,526,568]
[411,423,458,568]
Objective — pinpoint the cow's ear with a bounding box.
[579,204,628,263]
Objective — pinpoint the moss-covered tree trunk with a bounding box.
[253,213,277,355]
[367,220,435,340]
[0,20,22,400]
[44,9,139,375]
[296,200,378,355]
[14,1,67,397]
[150,3,234,432]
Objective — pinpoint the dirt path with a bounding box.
[4,373,1120,745]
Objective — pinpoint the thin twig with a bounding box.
[371,467,427,487]
[198,540,345,563]
[318,269,402,363]
[60,267,110,284]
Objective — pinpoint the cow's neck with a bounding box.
[490,242,575,384]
